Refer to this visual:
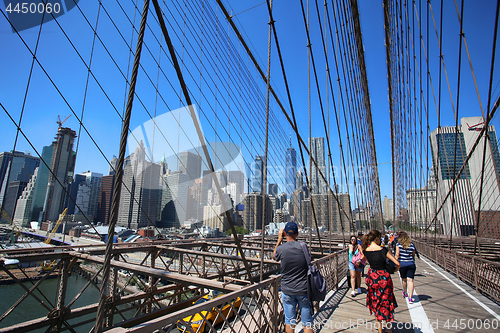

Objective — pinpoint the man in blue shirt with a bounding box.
[273,222,313,333]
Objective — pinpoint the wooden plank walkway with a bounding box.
[312,273,412,333]
[300,257,500,333]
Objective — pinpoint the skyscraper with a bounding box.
[31,146,54,221]
[179,151,202,180]
[268,183,278,197]
[41,127,77,221]
[75,171,103,220]
[66,174,86,215]
[296,170,303,191]
[251,155,263,194]
[309,137,327,194]
[117,142,160,229]
[13,168,38,226]
[286,146,297,194]
[330,193,352,232]
[109,156,118,176]
[0,151,40,219]
[159,172,190,228]
[382,196,394,222]
[96,175,115,225]
[430,117,500,235]
[228,170,245,194]
[243,193,272,231]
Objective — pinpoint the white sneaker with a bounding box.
[357,288,362,294]
[351,290,356,297]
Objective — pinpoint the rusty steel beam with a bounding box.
[70,252,242,292]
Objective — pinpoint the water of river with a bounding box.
[0,274,133,332]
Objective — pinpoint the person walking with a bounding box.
[357,232,366,277]
[273,222,313,333]
[348,235,364,296]
[362,230,400,333]
[395,232,417,304]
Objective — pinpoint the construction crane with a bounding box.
[44,208,68,244]
[1,207,69,270]
[57,115,71,128]
[40,208,68,270]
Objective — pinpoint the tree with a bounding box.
[385,220,393,229]
[226,226,248,235]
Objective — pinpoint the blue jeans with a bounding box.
[281,293,313,327]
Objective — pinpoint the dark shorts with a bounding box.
[399,264,416,279]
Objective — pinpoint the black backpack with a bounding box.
[300,242,327,303]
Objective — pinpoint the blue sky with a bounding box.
[1,0,499,205]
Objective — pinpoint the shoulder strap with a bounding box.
[300,242,311,266]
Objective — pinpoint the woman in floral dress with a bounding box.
[362,230,400,333]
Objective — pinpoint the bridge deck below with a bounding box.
[308,257,500,333]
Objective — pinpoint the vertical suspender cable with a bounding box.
[151,0,255,283]
[260,0,273,282]
[93,0,150,331]
[474,0,500,255]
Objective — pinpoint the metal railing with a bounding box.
[106,248,349,333]
[0,241,348,332]
[414,240,500,302]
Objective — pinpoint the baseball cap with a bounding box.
[284,222,298,235]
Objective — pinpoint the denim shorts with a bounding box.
[348,261,363,272]
[281,293,313,327]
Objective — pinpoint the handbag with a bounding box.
[383,247,396,274]
[351,249,366,267]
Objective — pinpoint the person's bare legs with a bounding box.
[376,319,383,333]
[304,326,313,333]
[350,270,357,294]
[356,271,362,292]
[407,277,414,299]
[402,277,407,295]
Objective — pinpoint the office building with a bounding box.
[330,193,352,232]
[158,172,190,228]
[268,183,278,197]
[243,193,273,231]
[13,168,38,226]
[96,175,115,225]
[251,155,263,194]
[0,151,40,220]
[286,146,297,194]
[109,156,118,176]
[309,137,327,194]
[430,117,500,235]
[311,193,330,229]
[179,151,202,180]
[65,174,85,215]
[75,171,103,220]
[228,170,245,195]
[41,127,77,221]
[117,142,160,229]
[382,196,394,222]
[203,204,227,231]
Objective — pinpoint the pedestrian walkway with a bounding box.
[308,257,500,333]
